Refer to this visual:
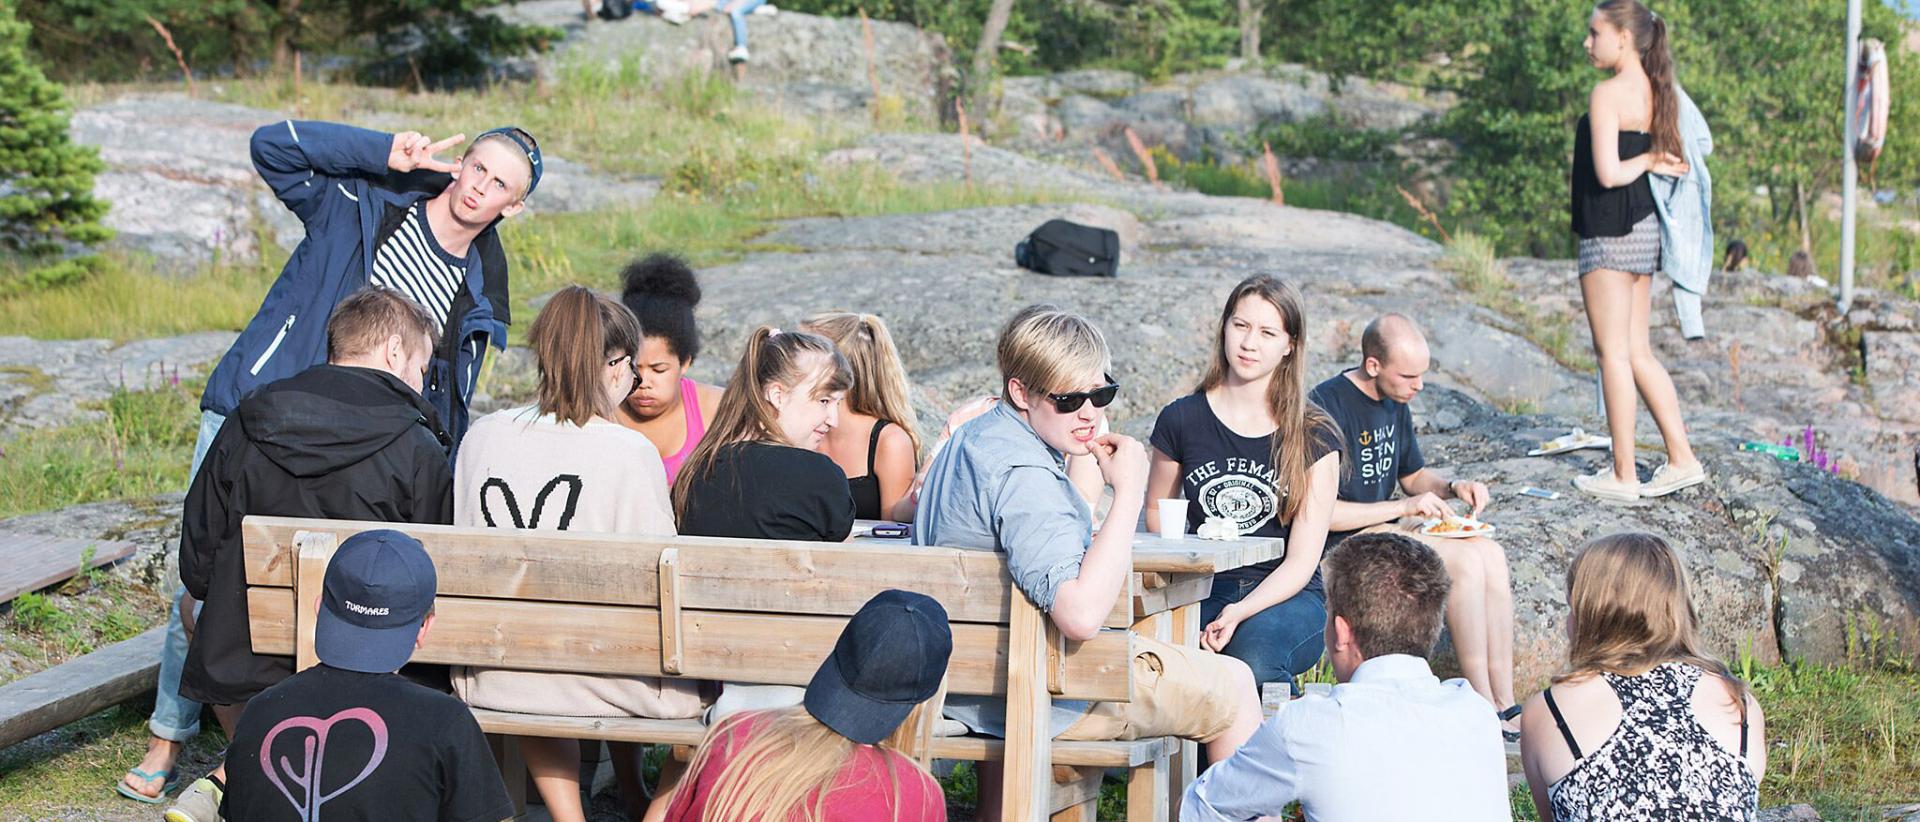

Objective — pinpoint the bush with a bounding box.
[0,5,110,254]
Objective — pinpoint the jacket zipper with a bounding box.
[249,313,297,376]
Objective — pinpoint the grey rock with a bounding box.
[71,94,657,266]
[1756,805,1823,822]
[1049,69,1144,99]
[0,333,234,434]
[0,493,186,591]
[1865,331,1920,424]
[490,1,953,124]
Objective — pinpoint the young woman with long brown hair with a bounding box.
[800,312,924,521]
[1519,532,1765,820]
[1144,275,1342,691]
[453,286,703,822]
[671,327,856,539]
[1572,0,1704,501]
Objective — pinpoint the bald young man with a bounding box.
[1308,314,1520,736]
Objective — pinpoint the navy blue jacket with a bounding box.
[201,120,511,452]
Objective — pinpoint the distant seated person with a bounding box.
[1309,313,1520,737]
[1520,532,1765,821]
[222,530,512,822]
[1181,532,1511,822]
[664,590,950,821]
[651,0,775,63]
[914,305,1262,814]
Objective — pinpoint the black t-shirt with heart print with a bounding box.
[222,664,512,822]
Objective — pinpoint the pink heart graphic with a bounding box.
[258,707,389,822]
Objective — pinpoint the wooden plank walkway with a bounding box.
[0,626,162,750]
[0,533,139,605]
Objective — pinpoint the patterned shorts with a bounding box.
[1578,212,1661,275]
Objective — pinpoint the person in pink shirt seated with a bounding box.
[664,589,950,821]
[615,254,722,483]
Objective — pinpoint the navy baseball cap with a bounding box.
[804,590,953,745]
[475,126,542,199]
[314,530,438,674]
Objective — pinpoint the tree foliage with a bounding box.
[16,0,555,86]
[0,2,109,253]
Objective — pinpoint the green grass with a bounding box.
[0,703,228,818]
[0,379,201,520]
[1439,232,1595,374]
[9,63,1070,342]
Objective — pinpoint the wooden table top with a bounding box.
[850,521,1285,575]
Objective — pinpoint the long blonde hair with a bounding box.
[801,311,924,460]
[673,703,938,822]
[671,326,852,519]
[1557,532,1750,719]
[1196,275,1339,523]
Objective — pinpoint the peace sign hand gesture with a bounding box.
[387,131,467,174]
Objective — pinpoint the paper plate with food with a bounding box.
[1527,428,1612,457]
[1416,515,1496,539]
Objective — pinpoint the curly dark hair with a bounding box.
[619,253,703,364]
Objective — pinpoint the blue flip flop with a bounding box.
[115,767,179,804]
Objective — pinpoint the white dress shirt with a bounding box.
[1181,654,1512,822]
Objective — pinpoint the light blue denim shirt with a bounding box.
[1651,85,1715,339]
[914,401,1094,737]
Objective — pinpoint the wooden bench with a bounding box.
[240,515,1282,821]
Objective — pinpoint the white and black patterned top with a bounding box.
[1544,662,1757,822]
[370,203,466,330]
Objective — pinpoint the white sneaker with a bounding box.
[1572,469,1640,502]
[1640,463,1706,498]
[656,0,690,24]
[752,3,777,14]
[728,46,750,63]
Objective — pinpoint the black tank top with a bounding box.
[847,419,890,520]
[1571,113,1656,239]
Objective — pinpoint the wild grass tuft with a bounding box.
[0,379,201,520]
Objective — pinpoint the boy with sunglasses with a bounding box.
[914,305,1263,812]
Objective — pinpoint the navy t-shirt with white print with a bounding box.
[1149,393,1340,587]
[1309,370,1426,548]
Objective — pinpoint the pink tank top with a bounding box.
[659,378,706,483]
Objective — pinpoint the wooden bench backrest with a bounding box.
[241,516,1134,702]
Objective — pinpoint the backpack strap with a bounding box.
[1542,686,1583,760]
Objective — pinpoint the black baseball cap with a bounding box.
[475,126,543,199]
[804,590,953,745]
[314,530,438,674]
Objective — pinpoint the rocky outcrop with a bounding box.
[0,333,234,435]
[490,0,953,123]
[998,63,1455,167]
[70,95,658,267]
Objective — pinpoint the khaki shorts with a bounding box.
[1056,635,1248,744]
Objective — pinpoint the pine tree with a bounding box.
[0,2,110,254]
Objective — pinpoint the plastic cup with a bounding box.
[1155,499,1188,540]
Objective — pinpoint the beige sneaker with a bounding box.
[1640,463,1706,498]
[1573,469,1640,502]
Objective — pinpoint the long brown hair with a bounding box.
[802,311,924,460]
[1556,532,1750,721]
[671,327,853,519]
[673,701,940,822]
[1597,0,1682,161]
[1196,275,1339,523]
[526,286,640,427]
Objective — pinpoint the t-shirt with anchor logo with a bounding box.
[1310,369,1427,548]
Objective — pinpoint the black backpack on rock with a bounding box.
[1015,219,1119,278]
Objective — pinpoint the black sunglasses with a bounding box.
[1046,375,1119,414]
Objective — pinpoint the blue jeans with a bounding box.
[1198,565,1327,695]
[718,0,766,49]
[147,410,225,741]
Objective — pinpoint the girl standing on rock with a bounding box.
[801,311,924,521]
[616,254,724,484]
[1144,275,1342,694]
[1571,0,1705,501]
